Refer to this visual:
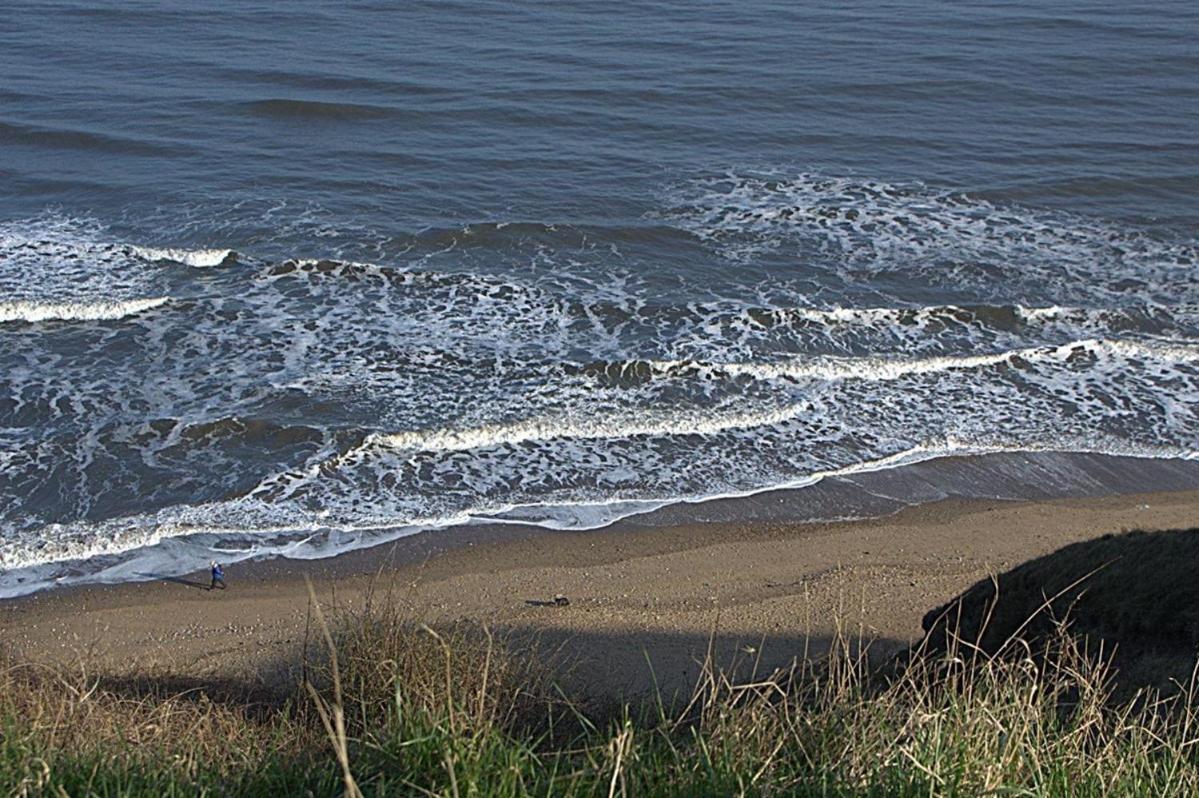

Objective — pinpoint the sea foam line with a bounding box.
[2,438,1195,595]
[770,303,1147,326]
[646,337,1199,384]
[367,402,804,455]
[361,338,1198,457]
[0,296,169,323]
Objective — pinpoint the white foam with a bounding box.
[368,402,806,455]
[319,337,1196,462]
[792,303,1107,329]
[577,336,1199,387]
[0,215,232,332]
[662,172,1199,309]
[132,246,233,267]
[2,440,1194,598]
[0,296,169,323]
[3,185,1198,598]
[0,214,169,316]
[717,337,1199,382]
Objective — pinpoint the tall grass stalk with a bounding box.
[3,594,1198,796]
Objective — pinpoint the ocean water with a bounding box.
[1,1,1197,595]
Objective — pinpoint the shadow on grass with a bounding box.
[487,626,907,714]
[45,622,906,723]
[91,672,290,720]
[921,526,1199,695]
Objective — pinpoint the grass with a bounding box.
[5,531,1199,796]
[922,526,1199,697]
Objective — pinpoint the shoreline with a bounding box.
[6,449,1199,600]
[4,483,1198,699]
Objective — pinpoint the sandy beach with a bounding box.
[4,486,1197,700]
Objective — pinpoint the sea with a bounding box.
[1,1,1197,595]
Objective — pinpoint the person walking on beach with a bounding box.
[210,560,226,591]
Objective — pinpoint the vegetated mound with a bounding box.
[920,527,1199,691]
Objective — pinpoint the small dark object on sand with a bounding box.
[525,594,570,608]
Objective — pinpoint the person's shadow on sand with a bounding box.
[139,574,210,591]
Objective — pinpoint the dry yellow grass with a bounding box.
[3,528,1199,796]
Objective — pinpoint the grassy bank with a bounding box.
[7,522,1199,795]
[5,529,1199,797]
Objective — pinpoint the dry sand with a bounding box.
[3,489,1197,699]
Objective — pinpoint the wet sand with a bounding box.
[3,487,1197,699]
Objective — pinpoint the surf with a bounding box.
[0,296,169,324]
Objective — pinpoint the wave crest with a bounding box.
[132,247,234,267]
[0,297,169,324]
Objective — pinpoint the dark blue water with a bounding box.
[1,1,1197,594]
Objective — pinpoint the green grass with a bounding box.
[922,527,1199,696]
[5,531,1199,797]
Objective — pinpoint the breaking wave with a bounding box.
[1,173,1197,595]
[0,297,169,324]
[131,247,234,267]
